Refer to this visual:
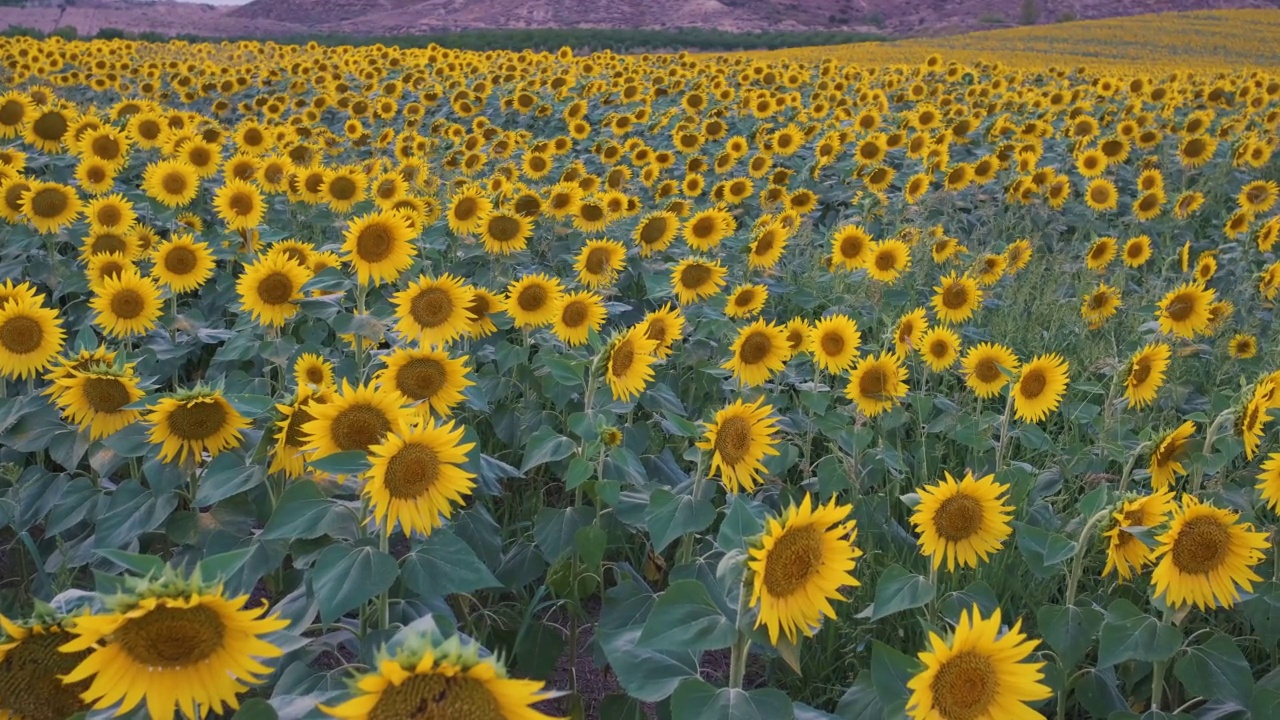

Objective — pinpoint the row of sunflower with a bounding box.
[0,18,1278,720]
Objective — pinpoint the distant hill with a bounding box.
[2,0,1278,41]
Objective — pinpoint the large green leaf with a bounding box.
[1240,581,1280,647]
[638,579,736,653]
[312,543,399,623]
[533,506,595,563]
[1037,603,1103,669]
[598,578,698,702]
[670,679,794,720]
[645,487,715,552]
[1096,599,1182,669]
[869,640,919,716]
[520,427,576,472]
[400,529,501,597]
[867,564,934,622]
[1172,632,1253,706]
[259,482,347,542]
[1012,521,1076,578]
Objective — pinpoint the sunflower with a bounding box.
[1084,236,1117,271]
[784,318,812,355]
[1150,495,1269,610]
[84,193,136,233]
[1084,178,1118,211]
[809,314,861,373]
[2,612,93,720]
[53,366,145,440]
[0,92,35,140]
[321,635,559,720]
[342,210,417,286]
[920,327,962,371]
[931,273,982,325]
[475,209,531,256]
[1173,191,1205,220]
[1102,489,1176,580]
[724,283,768,319]
[1150,421,1196,490]
[1229,333,1258,360]
[831,224,873,270]
[1123,342,1171,410]
[846,351,909,418]
[365,418,476,536]
[962,342,1019,399]
[670,257,727,305]
[146,387,251,463]
[19,181,81,234]
[604,326,658,401]
[90,269,163,339]
[504,273,564,329]
[575,239,627,288]
[1239,393,1270,461]
[1258,453,1280,512]
[375,347,473,417]
[322,166,368,213]
[464,287,502,339]
[905,172,930,203]
[1239,179,1279,215]
[61,574,287,720]
[894,308,930,356]
[212,178,265,231]
[392,274,474,346]
[287,354,332,393]
[748,220,789,270]
[1080,283,1121,328]
[640,303,685,359]
[865,239,911,284]
[269,389,326,478]
[152,234,216,293]
[911,470,1014,571]
[696,397,780,494]
[1178,135,1216,168]
[723,320,792,387]
[1194,253,1218,283]
[237,255,311,328]
[303,380,410,459]
[141,159,200,207]
[633,211,679,256]
[1010,354,1070,424]
[23,106,74,153]
[682,207,735,251]
[905,606,1050,720]
[446,186,492,235]
[1003,238,1032,274]
[0,298,65,381]
[1157,282,1216,338]
[552,291,608,347]
[747,495,860,645]
[1121,235,1152,268]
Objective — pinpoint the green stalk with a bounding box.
[728,576,752,690]
[1055,507,1112,720]
[1190,407,1233,495]
[377,527,391,631]
[993,388,1016,471]
[1116,440,1152,496]
[676,451,708,566]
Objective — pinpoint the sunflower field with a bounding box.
[1,9,1280,720]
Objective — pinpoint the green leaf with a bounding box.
[400,529,500,597]
[1173,633,1254,705]
[308,451,372,477]
[196,452,266,506]
[574,524,607,568]
[1240,581,1280,647]
[867,564,934,621]
[95,549,164,577]
[565,457,594,489]
[230,698,279,720]
[534,506,595,563]
[1037,603,1103,669]
[835,672,885,720]
[645,488,715,552]
[260,482,344,541]
[598,579,698,702]
[1012,521,1077,578]
[869,640,919,714]
[197,549,252,582]
[716,494,766,552]
[520,427,576,472]
[671,678,794,720]
[599,695,648,720]
[638,579,736,653]
[312,543,399,623]
[1096,599,1182,669]
[538,354,584,387]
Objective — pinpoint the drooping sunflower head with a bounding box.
[145,385,252,464]
[911,470,1014,572]
[1102,488,1176,580]
[1149,420,1197,490]
[321,633,560,720]
[602,326,658,402]
[640,303,685,359]
[1151,495,1269,610]
[746,494,860,645]
[0,612,93,720]
[696,396,780,494]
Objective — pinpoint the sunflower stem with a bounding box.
[354,283,369,379]
[1190,408,1233,495]
[377,527,391,631]
[993,388,1016,472]
[1116,440,1152,496]
[1150,606,1176,712]
[728,575,752,690]
[676,451,708,566]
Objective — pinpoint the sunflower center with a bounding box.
[27,188,69,219]
[305,366,326,385]
[560,300,591,329]
[330,403,392,452]
[166,398,228,441]
[820,332,845,357]
[0,631,92,720]
[453,197,478,222]
[942,284,969,310]
[973,358,1002,384]
[761,525,824,598]
[326,177,356,201]
[929,650,999,720]
[383,443,442,500]
[873,251,896,272]
[858,365,888,399]
[110,288,147,320]
[117,604,226,668]
[284,402,317,448]
[486,215,521,243]
[839,236,864,259]
[1130,358,1152,386]
[91,135,121,161]
[581,204,605,223]
[516,285,548,312]
[1090,186,1110,204]
[257,272,295,305]
[1170,515,1230,575]
[95,205,123,227]
[396,358,447,400]
[933,494,984,541]
[83,376,132,412]
[691,216,717,239]
[929,339,950,358]
[90,233,126,256]
[227,191,255,217]
[164,246,198,275]
[0,316,42,354]
[356,223,396,263]
[32,112,67,141]
[368,671,502,720]
[1018,369,1047,399]
[584,247,611,275]
[639,217,669,245]
[1166,294,1194,322]
[161,172,189,196]
[1089,244,1109,262]
[610,340,635,377]
[714,415,753,466]
[734,290,757,307]
[410,288,454,328]
[680,264,712,289]
[0,99,24,126]
[739,332,773,365]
